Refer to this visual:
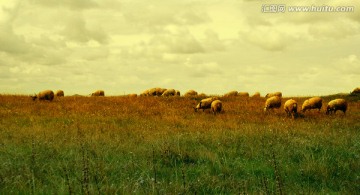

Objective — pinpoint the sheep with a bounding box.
[265,92,282,98]
[223,91,238,97]
[140,89,150,96]
[149,88,166,96]
[184,90,198,97]
[194,97,217,112]
[301,97,322,112]
[284,99,298,118]
[31,90,54,101]
[252,92,261,98]
[197,93,207,98]
[55,90,64,97]
[238,92,249,97]
[128,93,138,98]
[211,100,222,115]
[162,89,176,97]
[326,99,347,115]
[91,90,105,96]
[264,96,281,112]
[351,87,360,95]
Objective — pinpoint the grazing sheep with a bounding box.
[265,92,282,98]
[326,99,347,115]
[238,92,249,97]
[252,92,261,98]
[128,93,138,98]
[140,89,150,96]
[194,97,217,112]
[184,90,198,97]
[31,90,55,101]
[211,100,222,115]
[149,88,166,96]
[175,90,181,96]
[223,91,238,97]
[91,90,105,96]
[162,89,176,97]
[55,90,64,97]
[264,96,282,112]
[197,93,207,98]
[284,99,298,118]
[351,87,360,95]
[301,97,322,112]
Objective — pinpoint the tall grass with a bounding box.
[0,94,359,193]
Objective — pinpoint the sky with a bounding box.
[0,0,359,96]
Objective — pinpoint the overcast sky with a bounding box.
[0,0,359,96]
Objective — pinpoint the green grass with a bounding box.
[0,95,359,194]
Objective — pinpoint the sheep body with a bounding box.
[184,90,198,97]
[301,97,322,112]
[265,92,282,98]
[326,99,347,114]
[91,90,105,96]
[162,89,176,97]
[128,93,138,98]
[252,92,261,98]
[55,90,64,97]
[351,87,360,95]
[284,99,297,118]
[149,88,166,96]
[264,96,281,111]
[31,90,54,101]
[238,92,249,97]
[175,90,181,96]
[223,91,238,97]
[211,100,222,115]
[194,97,217,112]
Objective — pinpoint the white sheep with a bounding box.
[91,90,105,96]
[223,91,238,97]
[184,90,198,97]
[301,97,322,112]
[252,92,261,98]
[326,99,347,115]
[55,90,64,97]
[238,92,249,97]
[194,97,217,112]
[264,96,281,112]
[284,99,298,118]
[149,87,166,96]
[162,89,176,97]
[31,90,55,101]
[211,100,222,115]
[351,87,360,95]
[128,93,138,98]
[265,92,282,98]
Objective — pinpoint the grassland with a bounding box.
[0,94,359,194]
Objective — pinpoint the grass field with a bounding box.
[0,94,359,194]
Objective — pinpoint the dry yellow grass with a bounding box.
[0,94,359,193]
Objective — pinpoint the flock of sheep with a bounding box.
[263,93,348,118]
[30,87,360,117]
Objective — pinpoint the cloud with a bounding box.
[61,13,109,44]
[308,19,360,40]
[120,1,210,34]
[29,0,98,10]
[239,26,300,51]
[185,58,223,78]
[335,54,360,75]
[0,25,30,54]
